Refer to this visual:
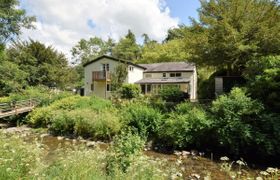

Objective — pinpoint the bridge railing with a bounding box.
[0,98,40,114]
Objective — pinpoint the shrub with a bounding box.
[119,84,140,99]
[106,131,145,174]
[210,87,264,155]
[158,86,188,102]
[121,103,164,138]
[27,106,55,127]
[159,102,212,149]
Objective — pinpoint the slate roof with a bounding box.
[139,62,195,72]
[135,78,190,84]
[83,55,146,69]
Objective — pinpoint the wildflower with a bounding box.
[266,167,276,173]
[260,171,269,176]
[6,168,12,172]
[236,160,246,166]
[220,156,229,161]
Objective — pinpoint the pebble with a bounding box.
[57,136,64,140]
[86,141,96,148]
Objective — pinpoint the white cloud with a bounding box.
[20,0,179,58]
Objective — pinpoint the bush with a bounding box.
[119,84,140,99]
[210,87,264,155]
[121,103,164,138]
[159,102,212,149]
[106,131,145,174]
[158,86,188,102]
[28,95,121,140]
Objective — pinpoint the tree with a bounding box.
[0,0,35,47]
[110,63,128,91]
[7,40,75,89]
[0,53,28,96]
[189,0,280,74]
[140,39,190,63]
[71,37,115,65]
[112,30,141,60]
[244,56,280,112]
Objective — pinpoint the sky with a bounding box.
[19,0,201,58]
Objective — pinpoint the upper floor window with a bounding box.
[102,64,109,71]
[163,73,166,77]
[170,72,182,77]
[129,66,134,71]
[107,84,111,91]
[145,73,152,78]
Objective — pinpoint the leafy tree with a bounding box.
[189,0,280,73]
[112,30,141,60]
[140,39,190,63]
[0,53,28,96]
[71,37,115,65]
[7,40,75,89]
[244,55,280,112]
[0,0,35,46]
[110,63,128,91]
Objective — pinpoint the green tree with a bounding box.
[189,0,280,73]
[112,30,141,60]
[0,0,35,47]
[71,37,115,65]
[0,53,28,96]
[244,56,280,112]
[110,64,128,91]
[7,40,75,89]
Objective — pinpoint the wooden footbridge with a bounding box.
[0,99,40,118]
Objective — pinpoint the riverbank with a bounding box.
[1,124,278,179]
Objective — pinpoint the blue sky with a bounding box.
[165,0,200,24]
[20,0,201,57]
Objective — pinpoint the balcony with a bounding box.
[92,71,111,81]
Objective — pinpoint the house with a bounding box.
[83,55,197,100]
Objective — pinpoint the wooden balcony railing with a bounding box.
[92,71,111,81]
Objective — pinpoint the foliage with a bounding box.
[244,55,280,112]
[112,30,141,60]
[110,63,128,91]
[7,40,77,89]
[189,0,280,73]
[121,102,163,138]
[140,39,190,63]
[71,37,115,65]
[158,85,188,102]
[106,131,145,174]
[119,84,140,99]
[0,0,36,45]
[0,57,28,96]
[28,95,120,139]
[159,102,211,149]
[50,109,121,139]
[0,132,41,179]
[210,88,264,155]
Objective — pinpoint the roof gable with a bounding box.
[83,55,146,69]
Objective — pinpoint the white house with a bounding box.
[83,55,197,100]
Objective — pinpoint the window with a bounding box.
[170,72,182,77]
[106,84,111,91]
[91,83,94,91]
[146,84,151,93]
[163,73,166,77]
[102,64,109,71]
[129,66,134,71]
[145,73,152,78]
